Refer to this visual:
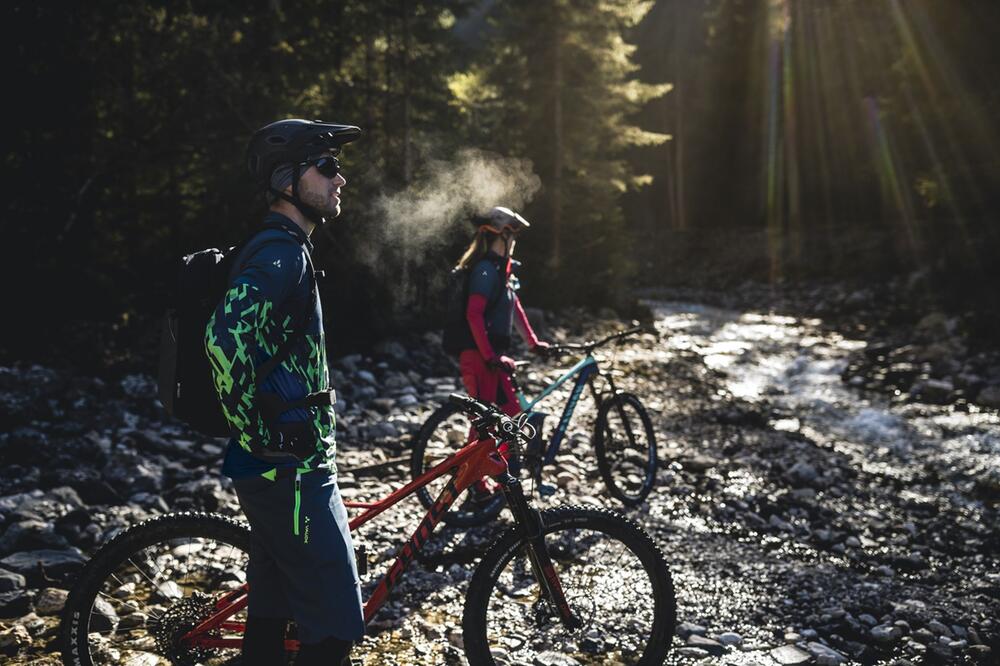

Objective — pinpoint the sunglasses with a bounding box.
[302,155,341,179]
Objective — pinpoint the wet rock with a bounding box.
[976,384,1000,408]
[807,641,847,665]
[785,461,818,487]
[0,623,31,655]
[909,378,954,404]
[0,520,69,555]
[372,398,395,413]
[0,569,25,593]
[0,549,86,581]
[532,653,582,666]
[0,590,30,618]
[871,624,903,643]
[676,622,707,638]
[675,647,710,658]
[770,644,812,665]
[33,587,67,615]
[88,596,118,633]
[717,631,743,646]
[926,619,952,637]
[687,634,725,655]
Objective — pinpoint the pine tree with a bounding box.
[457,0,670,305]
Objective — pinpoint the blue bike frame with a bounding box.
[516,355,600,465]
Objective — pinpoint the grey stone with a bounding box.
[687,634,725,655]
[676,647,710,658]
[976,384,1000,408]
[770,645,812,665]
[34,587,68,615]
[89,596,119,633]
[717,631,743,646]
[0,568,26,592]
[532,652,581,666]
[0,590,30,618]
[0,624,31,655]
[0,548,86,578]
[871,624,903,643]
[807,641,847,665]
[356,370,377,385]
[0,520,69,555]
[676,621,707,638]
[926,620,952,637]
[785,461,818,486]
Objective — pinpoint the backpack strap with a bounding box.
[464,257,506,313]
[226,224,318,387]
[254,247,317,385]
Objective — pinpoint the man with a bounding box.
[205,119,364,665]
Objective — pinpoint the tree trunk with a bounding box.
[551,16,563,270]
[402,0,412,184]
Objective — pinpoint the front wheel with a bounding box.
[594,392,658,506]
[60,512,251,666]
[462,506,676,665]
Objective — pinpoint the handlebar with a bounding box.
[546,325,647,356]
[447,393,534,445]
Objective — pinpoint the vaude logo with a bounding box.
[273,259,282,268]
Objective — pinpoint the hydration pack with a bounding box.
[157,226,315,437]
[440,265,502,356]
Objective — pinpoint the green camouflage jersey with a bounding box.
[205,213,335,480]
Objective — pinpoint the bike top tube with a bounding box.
[509,326,645,412]
[343,433,508,531]
[518,355,597,412]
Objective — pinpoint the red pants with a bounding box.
[459,351,519,488]
[458,351,521,417]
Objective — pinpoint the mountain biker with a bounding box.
[455,207,549,488]
[205,118,364,666]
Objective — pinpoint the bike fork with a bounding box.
[500,475,582,629]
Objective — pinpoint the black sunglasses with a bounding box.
[302,155,341,179]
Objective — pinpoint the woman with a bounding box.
[455,206,549,419]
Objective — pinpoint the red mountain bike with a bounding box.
[60,395,676,665]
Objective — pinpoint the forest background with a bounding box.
[2,0,999,366]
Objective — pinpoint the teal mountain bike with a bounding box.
[410,327,658,527]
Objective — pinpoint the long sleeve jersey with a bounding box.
[464,252,540,360]
[204,213,336,479]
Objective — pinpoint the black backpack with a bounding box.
[441,265,502,356]
[157,227,315,437]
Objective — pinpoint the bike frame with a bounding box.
[513,353,618,467]
[179,429,577,651]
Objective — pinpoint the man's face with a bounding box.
[297,155,347,218]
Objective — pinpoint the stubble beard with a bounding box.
[301,182,340,218]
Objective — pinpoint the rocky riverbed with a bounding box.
[0,288,997,665]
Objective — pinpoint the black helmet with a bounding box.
[471,206,530,234]
[246,118,361,191]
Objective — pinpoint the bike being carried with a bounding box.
[414,325,659,527]
[60,395,676,665]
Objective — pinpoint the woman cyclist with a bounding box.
[452,207,549,498]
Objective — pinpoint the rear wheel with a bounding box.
[60,512,251,666]
[594,393,658,506]
[462,506,676,665]
[410,403,506,527]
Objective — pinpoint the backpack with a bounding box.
[441,264,502,356]
[157,226,315,437]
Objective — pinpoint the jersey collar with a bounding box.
[264,212,313,251]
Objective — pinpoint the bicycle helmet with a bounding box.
[246,119,361,225]
[471,206,530,234]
